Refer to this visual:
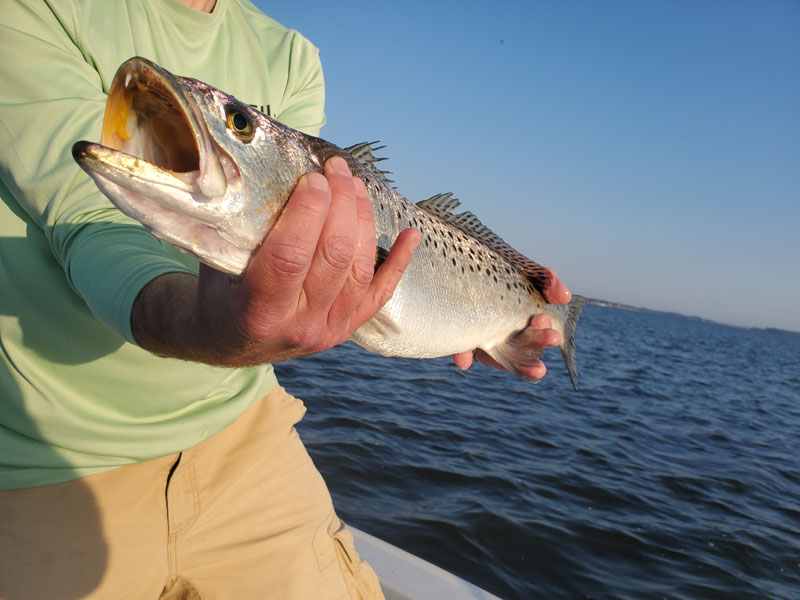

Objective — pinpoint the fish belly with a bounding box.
[351,243,538,358]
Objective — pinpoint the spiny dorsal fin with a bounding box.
[416,193,552,296]
[344,141,394,185]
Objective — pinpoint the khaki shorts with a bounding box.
[0,386,383,600]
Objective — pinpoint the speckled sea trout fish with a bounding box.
[73,57,586,388]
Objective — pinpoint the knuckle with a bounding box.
[234,298,284,340]
[350,258,375,287]
[269,243,312,277]
[376,287,394,307]
[321,235,355,270]
[285,322,321,349]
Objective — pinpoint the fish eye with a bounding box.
[226,108,254,142]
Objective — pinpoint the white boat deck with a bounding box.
[350,528,503,600]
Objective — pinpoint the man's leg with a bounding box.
[165,385,383,600]
[0,455,176,599]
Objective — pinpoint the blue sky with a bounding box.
[257,0,800,332]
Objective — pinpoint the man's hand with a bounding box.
[132,156,421,366]
[450,271,572,379]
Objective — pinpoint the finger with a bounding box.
[303,156,361,313]
[544,268,571,305]
[325,175,377,330]
[451,351,474,370]
[351,177,378,278]
[473,349,547,379]
[348,227,421,330]
[516,359,547,379]
[243,172,331,318]
[526,313,561,348]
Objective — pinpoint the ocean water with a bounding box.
[274,304,800,599]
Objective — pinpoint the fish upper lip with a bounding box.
[98,56,227,199]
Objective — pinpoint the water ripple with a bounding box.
[277,306,800,599]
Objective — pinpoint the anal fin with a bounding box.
[484,295,586,390]
[483,328,546,384]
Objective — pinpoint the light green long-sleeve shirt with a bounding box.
[0,0,325,489]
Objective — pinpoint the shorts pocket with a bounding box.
[331,519,384,600]
[312,509,340,571]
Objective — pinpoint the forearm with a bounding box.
[131,272,288,367]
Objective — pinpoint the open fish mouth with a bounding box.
[102,58,203,176]
[72,57,249,272]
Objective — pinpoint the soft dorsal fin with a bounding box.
[344,141,394,185]
[416,193,553,296]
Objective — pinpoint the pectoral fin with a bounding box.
[356,308,401,338]
[374,245,390,272]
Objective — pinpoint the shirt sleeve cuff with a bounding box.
[64,222,198,345]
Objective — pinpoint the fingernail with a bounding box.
[353,177,369,197]
[532,362,546,379]
[404,228,423,253]
[326,156,351,176]
[302,172,329,193]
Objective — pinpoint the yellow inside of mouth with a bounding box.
[101,80,152,146]
[101,84,133,146]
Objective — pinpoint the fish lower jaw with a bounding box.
[91,175,251,275]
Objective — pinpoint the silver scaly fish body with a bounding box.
[352,189,544,358]
[73,57,585,388]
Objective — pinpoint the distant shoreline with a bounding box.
[585,298,800,336]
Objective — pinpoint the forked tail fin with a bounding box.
[558,295,587,391]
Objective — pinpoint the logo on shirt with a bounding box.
[249,104,272,117]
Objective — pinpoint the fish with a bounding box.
[72,57,586,388]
